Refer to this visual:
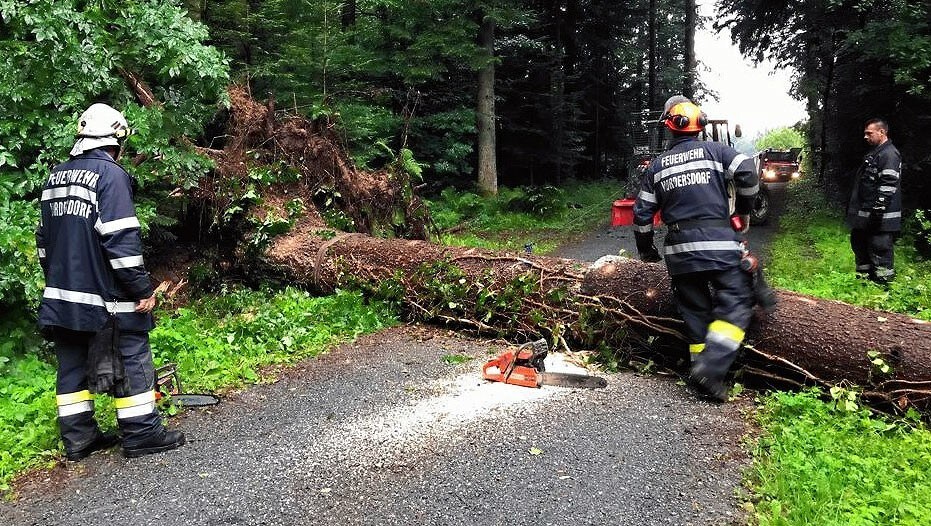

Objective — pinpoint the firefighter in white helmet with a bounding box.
[36,103,185,460]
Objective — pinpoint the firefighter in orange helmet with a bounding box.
[633,101,760,401]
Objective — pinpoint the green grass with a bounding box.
[0,288,396,491]
[150,287,397,391]
[750,390,931,525]
[427,180,624,254]
[0,313,59,493]
[753,178,931,524]
[767,178,931,319]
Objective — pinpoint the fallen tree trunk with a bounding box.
[119,76,931,411]
[265,223,931,412]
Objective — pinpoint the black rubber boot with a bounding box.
[122,430,186,458]
[688,364,729,403]
[66,431,119,461]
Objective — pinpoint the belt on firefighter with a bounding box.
[667,219,731,232]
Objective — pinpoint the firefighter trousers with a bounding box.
[53,328,164,454]
[671,267,754,383]
[850,228,895,283]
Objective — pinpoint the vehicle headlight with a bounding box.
[764,169,776,179]
[791,171,800,179]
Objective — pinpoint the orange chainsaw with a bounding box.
[482,339,607,389]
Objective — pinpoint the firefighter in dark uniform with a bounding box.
[846,118,902,284]
[36,103,185,460]
[632,101,759,401]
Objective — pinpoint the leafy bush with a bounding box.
[408,107,476,179]
[335,102,403,169]
[904,209,931,259]
[428,186,487,231]
[0,198,43,307]
[504,185,567,218]
[0,313,58,492]
[0,1,229,314]
[751,389,931,525]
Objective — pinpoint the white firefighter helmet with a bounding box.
[70,103,132,156]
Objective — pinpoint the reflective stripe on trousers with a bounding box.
[115,390,157,420]
[57,390,94,417]
[706,320,745,352]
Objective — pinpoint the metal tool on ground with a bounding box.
[482,339,607,389]
[155,363,220,408]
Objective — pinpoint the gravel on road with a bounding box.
[0,187,796,525]
[1,326,751,526]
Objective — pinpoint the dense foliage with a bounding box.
[191,0,700,187]
[0,0,229,312]
[717,0,931,214]
[754,127,805,151]
[0,288,396,491]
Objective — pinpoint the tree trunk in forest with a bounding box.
[477,16,498,196]
[648,0,657,109]
[341,0,357,29]
[683,0,697,99]
[263,226,931,412]
[803,42,823,184]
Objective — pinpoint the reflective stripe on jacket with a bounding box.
[633,137,759,275]
[36,148,154,332]
[846,140,902,232]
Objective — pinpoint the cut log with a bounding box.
[265,224,931,411]
[118,73,930,411]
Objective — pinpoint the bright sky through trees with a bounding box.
[696,1,807,137]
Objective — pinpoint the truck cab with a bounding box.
[758,148,802,183]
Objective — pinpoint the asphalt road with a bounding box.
[1,326,750,526]
[0,186,795,525]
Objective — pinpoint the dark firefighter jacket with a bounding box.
[846,140,902,232]
[633,136,759,276]
[36,148,155,333]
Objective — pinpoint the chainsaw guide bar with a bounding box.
[155,363,221,409]
[537,372,607,389]
[482,339,607,389]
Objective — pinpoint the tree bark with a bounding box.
[647,0,657,109]
[264,226,931,411]
[683,0,697,99]
[476,15,498,196]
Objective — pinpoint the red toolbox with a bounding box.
[611,198,661,227]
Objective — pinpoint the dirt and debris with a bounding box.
[209,85,430,240]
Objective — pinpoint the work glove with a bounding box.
[737,214,750,234]
[639,245,662,263]
[85,315,131,395]
[634,229,660,262]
